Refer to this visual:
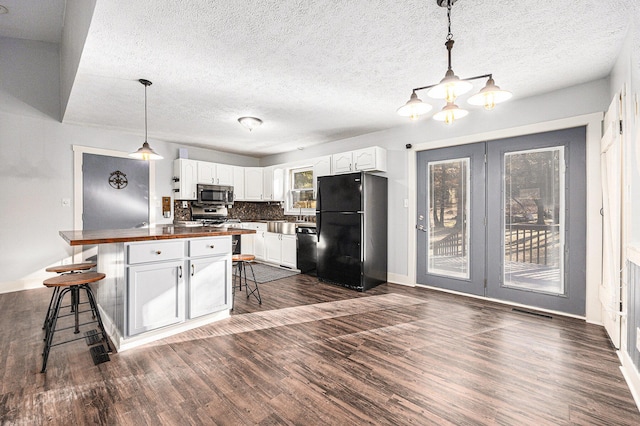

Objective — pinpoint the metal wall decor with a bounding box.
[108,170,128,189]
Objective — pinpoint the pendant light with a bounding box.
[397,0,511,124]
[129,79,163,160]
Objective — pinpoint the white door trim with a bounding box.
[407,112,603,323]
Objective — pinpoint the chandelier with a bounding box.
[397,0,511,124]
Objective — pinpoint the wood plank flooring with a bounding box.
[1,273,639,425]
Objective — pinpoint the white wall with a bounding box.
[261,79,610,285]
[0,37,258,294]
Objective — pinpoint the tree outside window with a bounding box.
[290,167,315,209]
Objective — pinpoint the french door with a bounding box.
[416,127,587,315]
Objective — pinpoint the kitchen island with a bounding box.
[60,225,255,351]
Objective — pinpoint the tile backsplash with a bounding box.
[174,200,302,221]
[228,202,285,220]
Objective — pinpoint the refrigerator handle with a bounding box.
[316,214,321,242]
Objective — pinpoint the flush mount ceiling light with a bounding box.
[237,116,263,132]
[397,0,512,124]
[129,79,163,161]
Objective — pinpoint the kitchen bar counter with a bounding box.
[60,225,255,246]
[58,225,256,352]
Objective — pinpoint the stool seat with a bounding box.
[46,262,96,274]
[41,271,111,372]
[232,254,255,262]
[44,272,105,287]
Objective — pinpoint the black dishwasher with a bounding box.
[296,226,317,275]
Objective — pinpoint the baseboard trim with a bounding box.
[387,273,413,286]
[619,349,640,412]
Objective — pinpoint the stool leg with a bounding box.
[42,287,71,373]
[73,286,81,334]
[244,262,261,304]
[82,284,112,353]
[42,287,59,330]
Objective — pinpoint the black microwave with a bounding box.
[197,184,234,205]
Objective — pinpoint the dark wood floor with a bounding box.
[1,272,639,425]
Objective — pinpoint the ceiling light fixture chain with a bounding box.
[446,0,453,41]
[397,0,512,123]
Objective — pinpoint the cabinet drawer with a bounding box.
[127,240,185,264]
[189,236,231,257]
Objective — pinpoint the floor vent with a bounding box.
[512,308,552,319]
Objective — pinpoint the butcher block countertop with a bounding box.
[59,225,255,246]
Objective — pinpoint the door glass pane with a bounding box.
[503,147,564,294]
[427,158,470,279]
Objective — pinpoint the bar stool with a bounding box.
[41,271,111,373]
[232,254,261,309]
[43,262,96,332]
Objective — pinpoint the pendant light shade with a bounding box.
[427,69,473,102]
[129,79,163,161]
[396,92,433,119]
[467,77,512,110]
[432,101,468,124]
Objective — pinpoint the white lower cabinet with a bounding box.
[188,255,230,319]
[125,237,231,336]
[265,232,297,268]
[241,223,267,260]
[127,259,185,336]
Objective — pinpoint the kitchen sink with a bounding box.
[266,221,315,234]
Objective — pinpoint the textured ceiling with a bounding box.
[4,1,639,157]
[0,0,65,43]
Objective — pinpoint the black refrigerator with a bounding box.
[316,172,388,291]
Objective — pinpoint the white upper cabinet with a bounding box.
[263,167,284,202]
[263,167,274,201]
[332,146,387,174]
[173,159,198,200]
[244,167,264,201]
[197,161,234,185]
[232,166,245,200]
[216,164,234,186]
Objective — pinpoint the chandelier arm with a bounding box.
[411,74,492,93]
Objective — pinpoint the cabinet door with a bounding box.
[332,152,353,174]
[281,234,297,268]
[244,167,263,200]
[265,232,281,263]
[354,146,387,172]
[127,260,185,336]
[197,161,216,184]
[216,164,234,186]
[174,159,198,199]
[233,166,245,200]
[240,233,254,255]
[272,168,284,201]
[254,231,266,260]
[262,167,274,201]
[189,255,230,318]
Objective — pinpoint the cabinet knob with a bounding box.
[208,245,215,249]
[155,250,162,255]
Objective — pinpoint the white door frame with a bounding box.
[72,145,156,261]
[407,112,603,323]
